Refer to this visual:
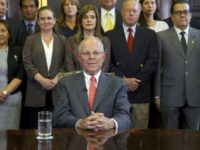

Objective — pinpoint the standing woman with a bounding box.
[138,0,168,32]
[22,6,66,128]
[0,20,24,129]
[65,4,111,72]
[55,0,79,38]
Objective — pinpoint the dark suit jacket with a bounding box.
[155,27,200,107]
[65,36,111,72]
[6,17,18,45]
[53,72,131,131]
[7,45,24,94]
[99,8,122,35]
[105,25,158,103]
[15,20,40,47]
[22,32,66,107]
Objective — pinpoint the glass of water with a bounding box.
[37,111,53,140]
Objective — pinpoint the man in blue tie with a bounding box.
[15,0,39,46]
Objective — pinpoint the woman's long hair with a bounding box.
[57,0,80,27]
[138,0,160,27]
[74,4,102,44]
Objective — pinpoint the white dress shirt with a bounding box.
[122,24,136,41]
[41,36,54,71]
[174,26,189,45]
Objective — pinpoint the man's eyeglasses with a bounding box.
[173,10,190,16]
[79,51,104,57]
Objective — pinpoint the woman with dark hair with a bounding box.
[0,20,24,129]
[65,4,111,72]
[22,6,66,128]
[138,0,168,32]
[55,0,79,38]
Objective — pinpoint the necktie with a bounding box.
[88,144,94,150]
[27,23,33,36]
[105,13,113,32]
[127,28,134,53]
[89,76,96,110]
[180,31,187,54]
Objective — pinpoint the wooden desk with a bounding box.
[1,129,200,150]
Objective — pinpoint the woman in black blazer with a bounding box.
[0,20,24,129]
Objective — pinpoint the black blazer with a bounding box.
[6,17,18,45]
[7,45,24,94]
[105,25,158,103]
[15,20,40,47]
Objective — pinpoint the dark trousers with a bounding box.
[21,91,53,129]
[161,103,200,130]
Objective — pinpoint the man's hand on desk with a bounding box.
[77,128,116,150]
[77,111,115,131]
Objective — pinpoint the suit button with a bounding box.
[185,61,188,64]
[185,72,188,75]
[116,62,120,66]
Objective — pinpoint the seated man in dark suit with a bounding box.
[53,36,131,131]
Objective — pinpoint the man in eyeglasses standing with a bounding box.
[154,0,200,129]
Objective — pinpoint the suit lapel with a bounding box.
[75,72,90,115]
[170,28,186,58]
[36,34,49,75]
[186,28,196,59]
[132,26,143,57]
[93,73,109,111]
[49,33,57,74]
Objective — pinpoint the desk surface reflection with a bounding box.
[1,129,200,150]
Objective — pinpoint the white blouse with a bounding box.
[149,21,169,32]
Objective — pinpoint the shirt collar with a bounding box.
[174,26,189,35]
[24,20,36,27]
[1,15,6,20]
[123,23,136,33]
[83,70,101,84]
[101,7,115,17]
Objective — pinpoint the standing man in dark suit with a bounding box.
[106,0,158,129]
[99,0,122,33]
[0,0,18,44]
[154,0,200,129]
[16,0,39,128]
[53,36,131,131]
[16,0,39,47]
[163,0,200,30]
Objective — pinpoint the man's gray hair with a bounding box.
[78,36,104,52]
